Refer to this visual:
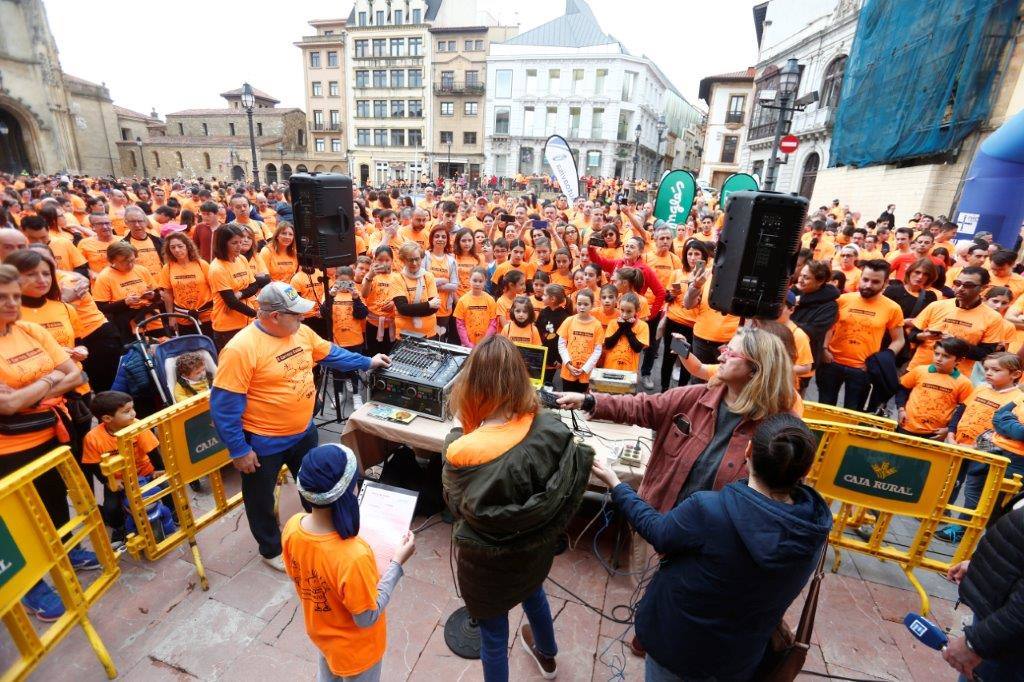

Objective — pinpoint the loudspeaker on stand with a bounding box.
[289,172,356,268]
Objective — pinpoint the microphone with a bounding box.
[903,612,947,651]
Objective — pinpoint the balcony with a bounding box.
[789,105,836,138]
[432,82,485,96]
[356,83,424,90]
[309,122,342,132]
[725,111,745,125]
[351,55,424,68]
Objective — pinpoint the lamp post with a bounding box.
[631,123,642,184]
[447,140,452,180]
[763,58,802,192]
[240,82,260,187]
[136,136,148,178]
[277,142,285,184]
[654,114,667,182]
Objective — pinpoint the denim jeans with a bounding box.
[958,449,1024,521]
[476,586,557,682]
[815,361,871,411]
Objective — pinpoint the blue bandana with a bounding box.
[297,444,360,538]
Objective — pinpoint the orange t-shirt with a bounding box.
[601,318,649,372]
[331,290,366,348]
[128,236,162,277]
[988,272,1024,302]
[213,323,333,436]
[0,321,70,455]
[82,422,157,477]
[19,299,90,394]
[789,321,815,379]
[665,272,698,326]
[454,254,481,297]
[425,253,455,316]
[499,321,541,346]
[77,237,113,274]
[550,270,574,292]
[57,272,106,337]
[955,385,1021,447]
[692,279,740,343]
[495,292,517,326]
[899,366,973,435]
[593,306,618,327]
[47,236,86,272]
[453,291,496,346]
[291,269,328,319]
[558,314,605,382]
[159,260,212,319]
[828,293,904,369]
[491,260,537,287]
[208,256,256,332]
[389,271,439,338]
[445,413,535,467]
[92,265,158,306]
[397,226,431,252]
[363,271,395,320]
[910,299,1005,375]
[258,246,299,283]
[281,516,385,677]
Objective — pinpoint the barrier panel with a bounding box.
[804,420,1022,615]
[0,447,119,681]
[803,401,897,431]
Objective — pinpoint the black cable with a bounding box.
[800,671,890,682]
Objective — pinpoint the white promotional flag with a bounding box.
[543,135,580,201]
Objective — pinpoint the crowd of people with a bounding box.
[2,170,1022,680]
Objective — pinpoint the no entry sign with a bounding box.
[779,135,799,154]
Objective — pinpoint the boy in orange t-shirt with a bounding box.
[454,268,497,347]
[897,338,973,439]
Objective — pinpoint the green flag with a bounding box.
[720,173,759,208]
[654,170,696,224]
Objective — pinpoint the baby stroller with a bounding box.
[133,313,219,408]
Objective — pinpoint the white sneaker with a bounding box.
[641,375,654,390]
[345,379,354,394]
[262,554,285,572]
[671,366,681,381]
[352,393,364,410]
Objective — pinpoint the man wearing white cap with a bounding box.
[211,281,391,570]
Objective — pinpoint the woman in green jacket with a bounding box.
[442,335,594,682]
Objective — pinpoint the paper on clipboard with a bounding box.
[358,481,419,575]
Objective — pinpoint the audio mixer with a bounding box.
[369,337,469,420]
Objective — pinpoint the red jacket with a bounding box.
[587,246,667,317]
[592,383,764,513]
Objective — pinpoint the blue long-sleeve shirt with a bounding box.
[993,401,1024,442]
[210,342,371,458]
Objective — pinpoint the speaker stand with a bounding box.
[444,606,481,659]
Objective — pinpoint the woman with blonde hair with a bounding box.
[442,335,593,682]
[389,242,440,340]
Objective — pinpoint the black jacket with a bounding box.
[959,505,1024,668]
[441,411,594,619]
[790,284,840,367]
[613,480,832,680]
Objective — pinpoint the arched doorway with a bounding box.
[330,165,343,173]
[313,164,326,172]
[799,152,820,200]
[296,164,308,173]
[0,108,33,174]
[231,165,245,181]
[359,164,369,185]
[265,163,278,184]
[281,164,292,180]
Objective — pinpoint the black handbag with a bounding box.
[0,410,58,436]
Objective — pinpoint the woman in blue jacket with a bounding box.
[591,414,832,681]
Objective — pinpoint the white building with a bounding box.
[740,0,858,199]
[484,0,691,181]
[698,68,755,189]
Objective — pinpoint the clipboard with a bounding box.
[357,480,419,575]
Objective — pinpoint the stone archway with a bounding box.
[231,165,245,181]
[0,99,44,174]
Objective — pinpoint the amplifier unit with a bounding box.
[369,337,469,420]
[590,369,638,395]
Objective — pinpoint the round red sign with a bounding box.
[779,135,800,154]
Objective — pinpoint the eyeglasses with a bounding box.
[719,346,752,362]
[952,280,981,289]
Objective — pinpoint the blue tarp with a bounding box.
[831,0,1017,168]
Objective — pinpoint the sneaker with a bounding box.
[854,524,874,541]
[352,393,364,410]
[640,375,654,390]
[671,366,681,382]
[520,624,557,679]
[935,524,965,544]
[262,553,286,572]
[22,581,65,622]
[110,528,127,552]
[69,547,101,571]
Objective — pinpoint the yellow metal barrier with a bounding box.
[100,391,242,591]
[0,447,119,681]
[803,401,897,431]
[804,420,1022,615]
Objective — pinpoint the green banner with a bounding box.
[654,170,696,224]
[185,411,224,464]
[720,173,759,208]
[0,516,26,590]
[833,446,931,503]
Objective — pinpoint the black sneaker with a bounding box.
[520,624,557,679]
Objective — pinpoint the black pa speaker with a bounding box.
[289,172,356,268]
[709,191,808,319]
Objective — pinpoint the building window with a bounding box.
[595,68,608,94]
[464,132,477,145]
[475,40,483,50]
[721,135,738,163]
[310,51,321,68]
[518,147,534,174]
[411,8,421,23]
[312,81,323,96]
[441,70,454,89]
[622,71,637,101]
[586,151,602,175]
[128,150,136,167]
[329,81,339,97]
[357,11,367,26]
[153,151,160,167]
[408,37,422,56]
[525,69,537,94]
[726,95,746,124]
[391,70,405,88]
[524,106,535,135]
[447,40,456,51]
[545,107,557,134]
[330,110,340,127]
[463,40,472,51]
[494,154,508,175]
[355,70,369,88]
[408,69,422,87]
[357,129,370,145]
[324,30,333,35]
[374,129,387,146]
[617,111,631,141]
[355,40,368,58]
[256,122,263,136]
[202,122,209,135]
[314,110,324,128]
[391,100,405,117]
[394,9,403,24]
[356,100,369,117]
[751,159,764,179]
[548,69,560,94]
[174,151,182,168]
[373,100,387,117]
[203,152,211,170]
[229,122,237,136]
[372,39,386,57]
[591,108,604,138]
[821,55,847,108]
[437,41,447,52]
[375,10,385,25]
[372,70,387,87]
[391,129,405,146]
[569,107,581,137]
[440,102,454,116]
[572,69,584,94]
[298,130,305,146]
[440,131,454,144]
[466,70,479,86]
[120,127,130,141]
[495,106,510,134]
[327,51,338,67]
[495,70,512,98]
[315,138,325,152]
[390,38,405,57]
[408,100,422,118]
[176,122,184,135]
[408,129,422,146]
[465,101,478,116]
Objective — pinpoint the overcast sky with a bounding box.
[44,0,759,116]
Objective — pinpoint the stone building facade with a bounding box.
[295,18,349,176]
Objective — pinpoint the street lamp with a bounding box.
[763,58,802,192]
[631,123,642,185]
[654,114,667,182]
[240,82,260,187]
[136,136,148,178]
[447,140,452,180]
[277,142,285,184]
